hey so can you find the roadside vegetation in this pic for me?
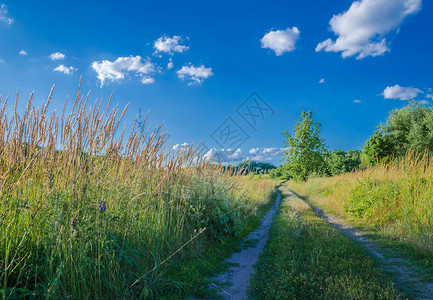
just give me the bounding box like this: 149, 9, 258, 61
248, 188, 401, 299
281, 101, 433, 277
3, 80, 432, 299
286, 151, 433, 274
0, 86, 276, 299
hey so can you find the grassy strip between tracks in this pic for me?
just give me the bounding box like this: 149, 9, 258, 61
248, 188, 403, 299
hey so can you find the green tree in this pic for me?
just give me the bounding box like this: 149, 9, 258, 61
282, 111, 327, 181
326, 149, 362, 176
269, 165, 290, 180
345, 150, 362, 171
326, 150, 347, 176
361, 131, 394, 167
361, 101, 433, 166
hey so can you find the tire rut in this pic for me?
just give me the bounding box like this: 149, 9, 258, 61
210, 189, 282, 299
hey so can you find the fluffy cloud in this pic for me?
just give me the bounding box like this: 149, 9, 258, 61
261, 27, 300, 56
154, 36, 189, 54
167, 58, 173, 70
383, 84, 422, 100
202, 147, 285, 163
319, 78, 325, 84
49, 52, 66, 60
141, 78, 155, 84
91, 55, 156, 87
316, 0, 422, 59
172, 142, 189, 151
54, 64, 76, 75
19, 50, 28, 56
353, 99, 362, 103
419, 100, 430, 105
247, 147, 285, 161
203, 148, 244, 163
426, 94, 433, 100
177, 64, 213, 85
0, 4, 13, 25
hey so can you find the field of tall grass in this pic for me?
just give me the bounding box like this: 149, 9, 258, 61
0, 85, 276, 299
287, 150, 433, 261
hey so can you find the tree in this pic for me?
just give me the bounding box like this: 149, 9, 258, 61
325, 150, 347, 176
269, 165, 290, 180
326, 149, 362, 176
362, 101, 433, 166
361, 131, 394, 167
282, 111, 327, 181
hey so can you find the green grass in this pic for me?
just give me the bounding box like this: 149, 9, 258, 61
151, 189, 277, 299
287, 174, 433, 281
248, 189, 402, 299
0, 87, 277, 299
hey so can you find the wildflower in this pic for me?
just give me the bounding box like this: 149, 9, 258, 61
99, 200, 106, 213
70, 215, 78, 235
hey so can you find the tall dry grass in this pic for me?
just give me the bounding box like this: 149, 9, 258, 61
0, 83, 276, 298
287, 150, 433, 257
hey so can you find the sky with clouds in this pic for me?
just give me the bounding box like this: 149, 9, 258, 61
0, 0, 432, 165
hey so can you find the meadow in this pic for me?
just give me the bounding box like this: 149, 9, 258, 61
287, 150, 433, 271
248, 188, 400, 299
0, 86, 276, 299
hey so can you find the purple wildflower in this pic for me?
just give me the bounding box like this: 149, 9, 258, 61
99, 200, 106, 213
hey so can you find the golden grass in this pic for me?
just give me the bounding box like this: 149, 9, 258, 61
287, 150, 433, 256
0, 83, 276, 298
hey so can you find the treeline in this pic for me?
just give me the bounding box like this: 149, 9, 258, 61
275, 101, 433, 181
224, 160, 277, 175
269, 149, 361, 180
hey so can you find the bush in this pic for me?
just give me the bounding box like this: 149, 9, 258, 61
346, 179, 401, 224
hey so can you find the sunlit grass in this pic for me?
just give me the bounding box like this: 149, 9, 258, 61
287, 150, 433, 261
248, 188, 401, 299
0, 84, 276, 299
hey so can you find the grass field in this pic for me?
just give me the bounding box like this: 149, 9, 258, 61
0, 88, 276, 299
286, 150, 433, 274
248, 188, 401, 299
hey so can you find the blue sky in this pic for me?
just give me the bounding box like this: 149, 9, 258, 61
0, 0, 432, 165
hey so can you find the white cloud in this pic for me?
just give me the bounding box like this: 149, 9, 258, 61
167, 58, 173, 70
177, 64, 213, 85
19, 50, 28, 56
172, 142, 189, 151
203, 148, 244, 163
419, 100, 430, 105
247, 147, 285, 161
141, 77, 155, 84
426, 94, 433, 100
261, 27, 300, 56
49, 52, 66, 60
383, 84, 422, 100
316, 0, 422, 59
319, 78, 325, 84
0, 4, 13, 25
54, 64, 76, 75
202, 147, 285, 164
154, 36, 189, 54
91, 55, 156, 87
354, 99, 362, 103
